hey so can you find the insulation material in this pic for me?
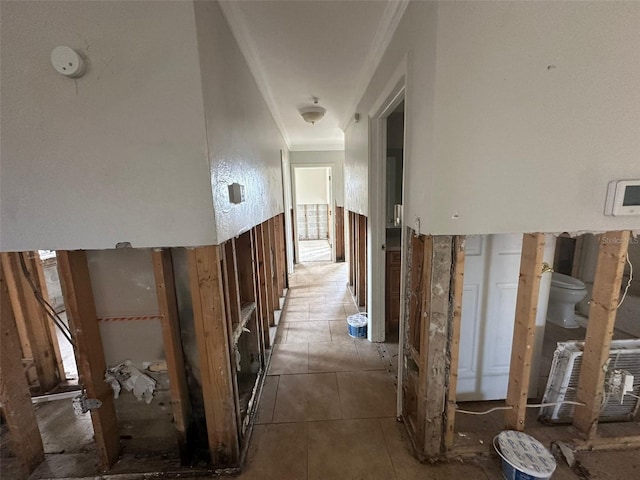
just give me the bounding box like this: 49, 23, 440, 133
105, 360, 156, 404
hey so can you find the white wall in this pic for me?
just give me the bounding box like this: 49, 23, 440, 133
295, 168, 330, 205
290, 150, 345, 207
344, 1, 640, 235
194, 1, 287, 244
86, 249, 164, 369
0, 1, 216, 251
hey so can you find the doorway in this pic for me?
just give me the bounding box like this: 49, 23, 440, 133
383, 101, 405, 344
292, 166, 333, 263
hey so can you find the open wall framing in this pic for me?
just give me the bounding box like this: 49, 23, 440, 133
347, 211, 367, 309
0, 214, 288, 477
399, 229, 637, 461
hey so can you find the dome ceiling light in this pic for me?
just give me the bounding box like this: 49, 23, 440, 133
300, 97, 326, 125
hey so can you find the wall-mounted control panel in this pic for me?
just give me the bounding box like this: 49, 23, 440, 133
604, 180, 640, 216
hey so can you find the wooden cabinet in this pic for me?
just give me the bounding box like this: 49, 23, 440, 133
385, 250, 402, 335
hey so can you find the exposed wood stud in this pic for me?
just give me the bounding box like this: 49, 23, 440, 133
357, 214, 367, 307
335, 206, 345, 262
254, 225, 272, 349
11, 252, 59, 392
236, 231, 257, 304
1, 253, 33, 359
415, 235, 433, 450
31, 254, 66, 382
0, 265, 45, 478
444, 236, 466, 451
574, 231, 631, 439
267, 219, 280, 310
151, 249, 193, 463
56, 250, 120, 469
223, 240, 242, 328
262, 222, 276, 326
187, 246, 240, 466
504, 233, 546, 431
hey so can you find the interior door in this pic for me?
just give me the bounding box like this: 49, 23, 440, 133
457, 234, 554, 401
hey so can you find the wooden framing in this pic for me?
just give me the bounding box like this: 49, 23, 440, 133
267, 218, 281, 307
505, 233, 546, 431
56, 250, 120, 469
274, 213, 287, 292
187, 246, 240, 466
356, 214, 367, 307
262, 222, 277, 325
253, 225, 272, 349
2, 252, 59, 392
0, 265, 45, 478
348, 211, 356, 288
573, 230, 631, 438
222, 240, 242, 329
151, 249, 193, 463
235, 231, 257, 305
335, 206, 345, 262
444, 236, 466, 451
1, 253, 33, 360
31, 254, 66, 382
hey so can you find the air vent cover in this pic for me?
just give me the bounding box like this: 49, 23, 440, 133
539, 339, 640, 424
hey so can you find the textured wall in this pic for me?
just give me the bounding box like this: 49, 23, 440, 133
194, 0, 287, 244
0, 1, 216, 250
344, 1, 640, 235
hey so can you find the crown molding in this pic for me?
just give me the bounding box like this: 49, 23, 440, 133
219, 1, 292, 150
339, 0, 410, 131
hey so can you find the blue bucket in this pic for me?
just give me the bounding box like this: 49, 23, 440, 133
493, 431, 556, 480
347, 313, 367, 338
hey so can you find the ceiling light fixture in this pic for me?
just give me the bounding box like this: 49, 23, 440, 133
300, 97, 326, 125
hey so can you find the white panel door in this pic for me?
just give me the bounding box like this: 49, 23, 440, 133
457, 234, 555, 401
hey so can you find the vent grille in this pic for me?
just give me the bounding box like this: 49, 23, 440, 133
539, 339, 640, 424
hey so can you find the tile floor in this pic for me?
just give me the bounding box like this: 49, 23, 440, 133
234, 261, 498, 480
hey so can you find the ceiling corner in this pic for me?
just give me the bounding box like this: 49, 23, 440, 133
338, 0, 410, 131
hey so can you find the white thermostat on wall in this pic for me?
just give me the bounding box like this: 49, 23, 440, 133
604, 180, 640, 216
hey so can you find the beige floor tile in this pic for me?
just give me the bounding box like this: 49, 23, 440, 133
355, 341, 385, 370
307, 419, 396, 480
337, 370, 396, 419
379, 418, 491, 480
239, 423, 307, 480
272, 372, 342, 422
282, 310, 310, 322
329, 320, 353, 342
255, 376, 279, 424
308, 341, 360, 373
268, 343, 309, 375
284, 321, 331, 344
308, 304, 347, 320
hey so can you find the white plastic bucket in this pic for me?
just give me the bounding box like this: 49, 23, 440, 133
347, 313, 367, 338
493, 430, 556, 480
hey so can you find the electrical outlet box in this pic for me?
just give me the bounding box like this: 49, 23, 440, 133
228, 183, 245, 204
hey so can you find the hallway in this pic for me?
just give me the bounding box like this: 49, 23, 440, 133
234, 261, 495, 480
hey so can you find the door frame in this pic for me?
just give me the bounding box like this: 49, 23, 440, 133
368, 56, 408, 417
290, 164, 335, 264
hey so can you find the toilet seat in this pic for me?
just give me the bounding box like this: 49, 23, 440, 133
550, 273, 585, 290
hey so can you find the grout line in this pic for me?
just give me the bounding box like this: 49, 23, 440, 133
378, 417, 400, 480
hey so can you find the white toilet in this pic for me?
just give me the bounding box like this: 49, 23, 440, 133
547, 272, 588, 329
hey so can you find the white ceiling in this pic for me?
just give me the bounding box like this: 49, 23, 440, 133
220, 1, 408, 151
